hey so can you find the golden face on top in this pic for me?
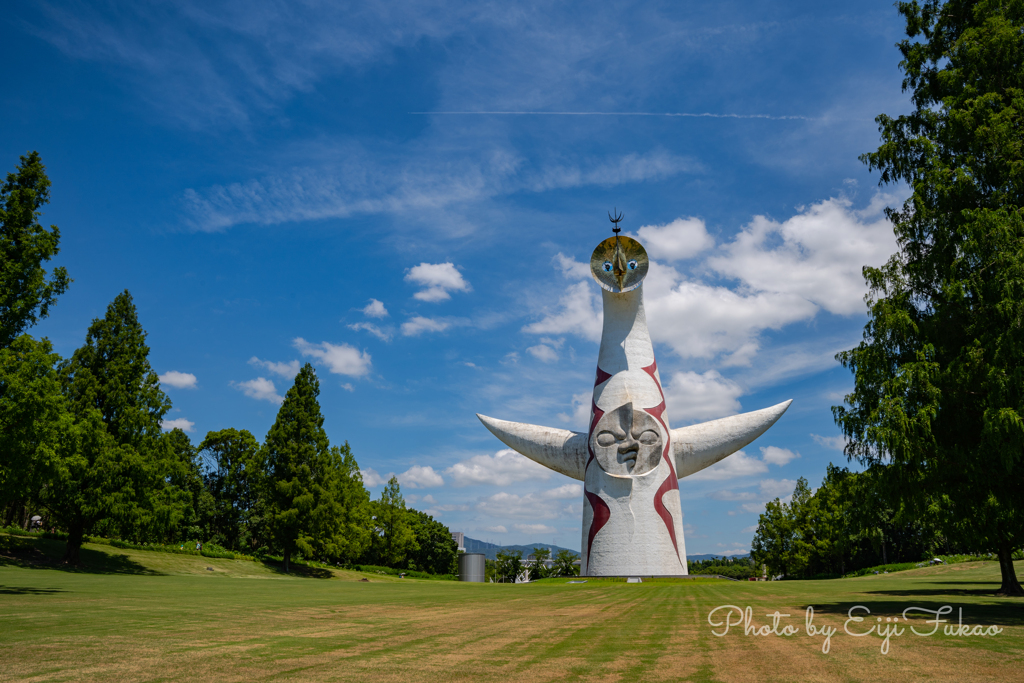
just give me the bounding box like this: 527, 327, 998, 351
590, 235, 649, 293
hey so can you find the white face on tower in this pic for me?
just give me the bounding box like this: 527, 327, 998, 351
590, 402, 664, 476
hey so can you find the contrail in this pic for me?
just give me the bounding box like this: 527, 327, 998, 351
410, 111, 814, 121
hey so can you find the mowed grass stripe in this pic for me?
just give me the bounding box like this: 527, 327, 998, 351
2, 536, 1023, 681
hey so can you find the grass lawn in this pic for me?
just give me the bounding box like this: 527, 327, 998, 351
1, 533, 1023, 682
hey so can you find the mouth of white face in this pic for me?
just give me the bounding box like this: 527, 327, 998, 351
619, 448, 638, 472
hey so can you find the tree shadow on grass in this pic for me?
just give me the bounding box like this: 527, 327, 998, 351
0, 585, 66, 594
258, 559, 333, 579
811, 598, 1024, 628
0, 535, 160, 576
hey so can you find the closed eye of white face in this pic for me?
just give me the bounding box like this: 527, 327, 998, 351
596, 431, 616, 447
638, 430, 659, 445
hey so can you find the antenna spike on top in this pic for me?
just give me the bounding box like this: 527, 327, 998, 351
608, 208, 624, 234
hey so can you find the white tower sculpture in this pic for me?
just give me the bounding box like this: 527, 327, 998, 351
477, 220, 791, 576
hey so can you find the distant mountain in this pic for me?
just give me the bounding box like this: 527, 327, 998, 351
463, 537, 576, 561
462, 537, 750, 564
688, 553, 751, 562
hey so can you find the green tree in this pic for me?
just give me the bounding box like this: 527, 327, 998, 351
160, 428, 211, 544
494, 548, 523, 583
834, 0, 1024, 595
551, 549, 580, 577
263, 364, 352, 572
199, 428, 263, 550
406, 508, 458, 574
0, 335, 70, 526
324, 443, 371, 565
0, 152, 71, 347
529, 546, 551, 580
47, 291, 177, 561
752, 478, 812, 579
368, 476, 417, 568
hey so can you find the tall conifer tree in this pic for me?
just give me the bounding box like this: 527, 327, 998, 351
834, 0, 1024, 595
263, 363, 341, 572
0, 151, 71, 347
48, 291, 174, 562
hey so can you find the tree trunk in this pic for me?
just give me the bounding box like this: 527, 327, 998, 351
996, 543, 1023, 597
3, 499, 20, 527
284, 549, 290, 574
62, 522, 84, 565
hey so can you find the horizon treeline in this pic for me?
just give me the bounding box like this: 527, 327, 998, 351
0, 152, 457, 574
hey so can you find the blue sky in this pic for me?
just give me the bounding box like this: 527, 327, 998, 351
3, 1, 911, 554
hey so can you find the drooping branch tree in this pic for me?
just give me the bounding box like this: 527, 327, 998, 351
834, 0, 1024, 595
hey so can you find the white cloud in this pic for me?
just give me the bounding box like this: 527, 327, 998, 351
160, 417, 195, 432
644, 272, 818, 363
759, 478, 797, 500
481, 525, 507, 534
182, 148, 693, 233
159, 371, 197, 389
233, 377, 283, 404
542, 483, 583, 499
340, 383, 354, 392
528, 151, 696, 192
522, 280, 602, 342
741, 525, 758, 534
401, 316, 451, 336
360, 468, 390, 487
514, 523, 557, 535
362, 299, 388, 318
557, 392, 592, 431
760, 446, 799, 466
348, 322, 393, 342
398, 465, 444, 489
293, 338, 372, 377
663, 370, 743, 425
554, 253, 591, 280
635, 217, 715, 261
446, 449, 553, 487
248, 357, 300, 379
811, 433, 846, 450
526, 344, 558, 363
525, 195, 897, 369
475, 491, 563, 519
711, 478, 797, 516
709, 489, 758, 502
706, 195, 898, 316
405, 262, 471, 302
686, 450, 768, 481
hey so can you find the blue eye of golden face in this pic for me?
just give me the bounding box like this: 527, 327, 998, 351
603, 261, 613, 272
628, 260, 638, 270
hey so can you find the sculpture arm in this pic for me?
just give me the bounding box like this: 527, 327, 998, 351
671, 400, 792, 479
476, 414, 588, 481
